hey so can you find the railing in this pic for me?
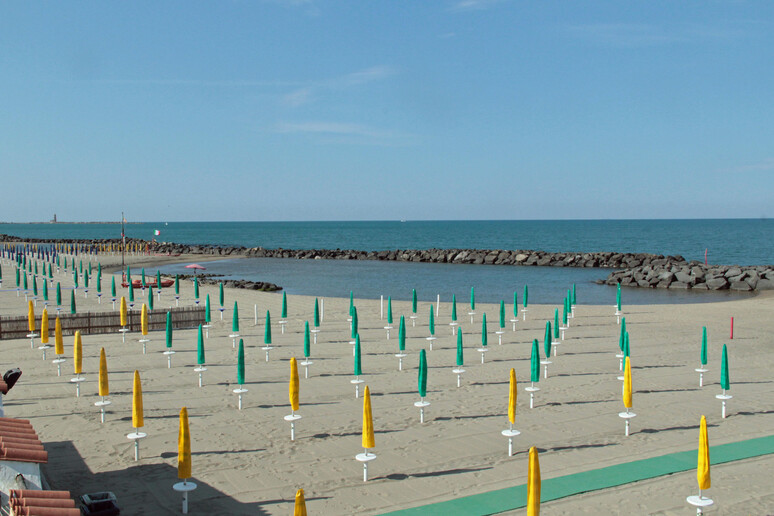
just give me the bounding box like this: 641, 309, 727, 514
0, 306, 205, 340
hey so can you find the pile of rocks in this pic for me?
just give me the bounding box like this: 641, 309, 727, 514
602, 262, 774, 291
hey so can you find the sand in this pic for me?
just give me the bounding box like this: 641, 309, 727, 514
1, 251, 772, 515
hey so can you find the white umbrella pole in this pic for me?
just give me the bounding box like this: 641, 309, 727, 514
321, 298, 324, 322
380, 295, 383, 319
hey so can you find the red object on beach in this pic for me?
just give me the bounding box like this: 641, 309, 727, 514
121, 278, 174, 289
730, 317, 734, 339
704, 248, 708, 265
184, 264, 206, 271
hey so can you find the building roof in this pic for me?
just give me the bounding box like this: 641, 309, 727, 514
0, 418, 48, 463
9, 489, 79, 516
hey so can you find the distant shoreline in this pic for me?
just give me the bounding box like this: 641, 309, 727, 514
0, 221, 142, 225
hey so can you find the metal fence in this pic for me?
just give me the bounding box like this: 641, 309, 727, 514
0, 306, 206, 340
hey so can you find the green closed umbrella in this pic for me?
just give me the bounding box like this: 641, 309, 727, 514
111, 276, 116, 298
572, 284, 576, 306
96, 273, 101, 294
700, 327, 708, 366
563, 303, 568, 325
544, 321, 552, 358
24, 273, 28, 291
219, 283, 224, 307
303, 321, 311, 358
314, 298, 320, 327
197, 324, 205, 365
56, 283, 62, 306
499, 301, 505, 330
429, 306, 435, 336
156, 270, 162, 291
174, 274, 180, 295
720, 344, 730, 390
418, 349, 427, 398
194, 277, 199, 300
232, 302, 240, 332
354, 335, 362, 376
79, 260, 83, 274
97, 262, 101, 278
623, 332, 630, 360
351, 306, 358, 339
70, 290, 76, 314
126, 267, 132, 287
147, 286, 154, 310
141, 268, 146, 288
387, 296, 393, 325
349, 291, 354, 316
619, 318, 627, 352
553, 309, 560, 340
205, 295, 211, 323
264, 311, 272, 344
33, 276, 38, 297
470, 287, 475, 311
399, 315, 406, 352
237, 339, 245, 386
412, 289, 417, 314
84, 271, 89, 289
15, 267, 20, 287
616, 283, 622, 312
281, 292, 287, 319
530, 339, 540, 383
523, 285, 529, 309
43, 279, 49, 301
451, 294, 457, 322
48, 263, 53, 280
456, 330, 464, 366
165, 312, 173, 349
481, 313, 488, 347
129, 282, 135, 303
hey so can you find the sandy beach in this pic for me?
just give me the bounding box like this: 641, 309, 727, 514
1, 251, 772, 515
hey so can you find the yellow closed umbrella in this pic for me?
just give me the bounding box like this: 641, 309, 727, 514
120, 296, 127, 326
74, 331, 83, 375
132, 370, 144, 429
41, 308, 49, 344
362, 385, 375, 449
178, 407, 191, 479
141, 303, 148, 336
27, 300, 35, 333
290, 357, 300, 411
54, 317, 63, 355
527, 446, 541, 516
502, 368, 521, 456
98, 348, 109, 396
697, 415, 710, 490
623, 356, 633, 409
294, 489, 307, 516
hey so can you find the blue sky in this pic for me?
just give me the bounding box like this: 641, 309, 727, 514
1, 1, 773, 221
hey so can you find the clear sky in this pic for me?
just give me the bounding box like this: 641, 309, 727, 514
1, 1, 773, 222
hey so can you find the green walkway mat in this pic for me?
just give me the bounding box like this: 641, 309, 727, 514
381, 434, 774, 515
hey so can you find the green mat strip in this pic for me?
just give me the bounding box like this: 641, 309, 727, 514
381, 434, 774, 516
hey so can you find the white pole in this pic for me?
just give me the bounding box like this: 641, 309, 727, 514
436, 294, 440, 316
380, 295, 384, 320
254, 304, 258, 325
321, 298, 324, 322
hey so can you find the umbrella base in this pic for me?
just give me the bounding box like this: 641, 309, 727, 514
477, 348, 488, 363
619, 411, 636, 436
687, 495, 713, 514
173, 481, 197, 514
426, 336, 436, 350
509, 318, 518, 331
356, 452, 377, 482
449, 322, 458, 335
351, 378, 364, 398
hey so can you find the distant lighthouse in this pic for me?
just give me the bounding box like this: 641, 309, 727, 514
51, 214, 57, 223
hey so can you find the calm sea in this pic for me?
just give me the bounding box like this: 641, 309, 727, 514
2, 219, 768, 305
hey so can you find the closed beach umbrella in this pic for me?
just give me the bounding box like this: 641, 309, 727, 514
697, 415, 711, 490
399, 315, 406, 352
98, 348, 109, 397
508, 368, 517, 424
527, 446, 541, 516
294, 489, 307, 516
720, 344, 730, 390
15, 267, 19, 287
120, 297, 128, 326
290, 357, 300, 411
572, 284, 576, 306
281, 292, 288, 319
701, 327, 708, 366
481, 314, 488, 347
303, 321, 311, 358
456, 330, 464, 366
624, 332, 630, 360
54, 317, 63, 355
132, 370, 144, 428
387, 296, 393, 325
349, 291, 354, 316
219, 283, 224, 307
264, 311, 272, 344
178, 407, 191, 479
513, 292, 518, 318
351, 306, 358, 339
205, 295, 211, 323
41, 309, 49, 344
96, 273, 101, 294
33, 276, 38, 296
616, 283, 621, 312
619, 318, 626, 351
129, 282, 135, 303
197, 324, 205, 365
418, 349, 427, 398
524, 285, 529, 309
27, 301, 35, 333
166, 312, 173, 349
362, 385, 375, 449
354, 335, 362, 376
470, 287, 475, 310
530, 339, 540, 383
412, 289, 417, 314
72, 270, 77, 288
141, 268, 146, 288
623, 357, 633, 409
194, 277, 199, 300
56, 282, 62, 306
553, 309, 559, 340
544, 321, 552, 358
83, 272, 88, 290
314, 298, 320, 327
147, 286, 154, 310
237, 339, 245, 386
111, 276, 116, 298
141, 304, 148, 336
232, 301, 240, 332
429, 306, 435, 336
451, 294, 457, 322
126, 267, 132, 287
156, 270, 161, 290
499, 300, 505, 329
174, 274, 180, 295
70, 290, 76, 314
74, 331, 83, 375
